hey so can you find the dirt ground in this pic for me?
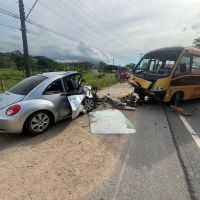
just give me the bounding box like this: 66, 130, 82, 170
0, 83, 131, 200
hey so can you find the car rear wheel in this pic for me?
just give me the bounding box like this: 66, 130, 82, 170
83, 98, 95, 112
25, 111, 52, 135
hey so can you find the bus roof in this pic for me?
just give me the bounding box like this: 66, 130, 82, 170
148, 46, 200, 56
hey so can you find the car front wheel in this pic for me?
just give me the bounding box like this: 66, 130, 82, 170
25, 111, 52, 135
83, 98, 95, 112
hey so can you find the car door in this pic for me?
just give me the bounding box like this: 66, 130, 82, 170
43, 78, 71, 119
62, 75, 85, 119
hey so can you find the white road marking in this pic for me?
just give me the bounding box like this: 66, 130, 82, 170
179, 114, 200, 148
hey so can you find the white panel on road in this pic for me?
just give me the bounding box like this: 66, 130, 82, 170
89, 109, 136, 134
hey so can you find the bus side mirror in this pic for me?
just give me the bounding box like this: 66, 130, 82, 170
132, 64, 136, 73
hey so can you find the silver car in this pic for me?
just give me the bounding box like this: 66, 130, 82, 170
0, 71, 96, 135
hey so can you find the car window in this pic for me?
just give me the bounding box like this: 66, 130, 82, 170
9, 75, 47, 95
192, 56, 200, 74
44, 79, 64, 95
62, 75, 77, 92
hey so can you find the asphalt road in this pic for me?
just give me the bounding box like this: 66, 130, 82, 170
165, 100, 200, 200
84, 101, 200, 200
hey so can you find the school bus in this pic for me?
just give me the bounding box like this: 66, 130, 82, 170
129, 46, 200, 104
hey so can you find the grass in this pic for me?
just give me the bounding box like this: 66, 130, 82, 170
0, 68, 25, 92
83, 72, 118, 89
0, 68, 118, 93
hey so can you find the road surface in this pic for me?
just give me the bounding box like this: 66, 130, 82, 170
1, 84, 200, 200
84, 100, 200, 200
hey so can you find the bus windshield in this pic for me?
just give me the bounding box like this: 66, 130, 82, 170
135, 49, 181, 76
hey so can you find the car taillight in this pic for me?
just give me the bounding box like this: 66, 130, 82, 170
6, 104, 21, 116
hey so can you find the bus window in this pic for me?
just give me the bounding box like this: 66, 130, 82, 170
192, 56, 200, 74
174, 56, 191, 76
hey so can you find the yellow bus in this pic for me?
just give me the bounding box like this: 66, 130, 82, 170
129, 46, 200, 105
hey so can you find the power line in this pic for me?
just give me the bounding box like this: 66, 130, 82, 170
23, 0, 123, 54
0, 7, 20, 19
29, 0, 118, 53
2, 1, 18, 10
27, 20, 78, 43
27, 19, 117, 57
0, 22, 20, 30
0, 6, 117, 60
25, 0, 39, 20
47, 0, 119, 52
69, 0, 132, 50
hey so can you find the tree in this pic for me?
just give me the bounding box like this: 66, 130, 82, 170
99, 61, 107, 72
0, 53, 6, 68
10, 50, 24, 70
35, 56, 58, 72
193, 38, 200, 48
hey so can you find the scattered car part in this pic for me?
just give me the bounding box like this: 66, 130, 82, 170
89, 109, 136, 134
170, 105, 192, 116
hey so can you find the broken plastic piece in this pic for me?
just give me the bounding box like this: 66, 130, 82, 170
170, 105, 192, 116
89, 109, 136, 134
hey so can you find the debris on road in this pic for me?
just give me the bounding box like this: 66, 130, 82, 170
170, 105, 200, 116
94, 87, 138, 111
170, 105, 191, 116
89, 109, 136, 134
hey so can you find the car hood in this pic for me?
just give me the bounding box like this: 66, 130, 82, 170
0, 92, 25, 110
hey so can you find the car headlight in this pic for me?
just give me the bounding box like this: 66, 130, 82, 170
150, 86, 166, 92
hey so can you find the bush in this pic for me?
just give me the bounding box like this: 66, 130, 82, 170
95, 73, 105, 79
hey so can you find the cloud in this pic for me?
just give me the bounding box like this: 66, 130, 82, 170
0, 0, 199, 65
28, 40, 112, 63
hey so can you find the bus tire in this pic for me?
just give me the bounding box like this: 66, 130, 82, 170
170, 92, 183, 106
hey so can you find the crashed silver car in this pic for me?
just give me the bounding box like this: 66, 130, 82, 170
0, 71, 96, 135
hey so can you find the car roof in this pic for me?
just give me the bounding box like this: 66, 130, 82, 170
40, 71, 78, 78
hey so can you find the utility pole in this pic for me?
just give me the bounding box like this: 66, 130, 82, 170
18, 0, 31, 77
113, 58, 115, 66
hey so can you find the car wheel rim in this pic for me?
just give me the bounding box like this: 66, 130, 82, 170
84, 99, 94, 111
31, 113, 50, 132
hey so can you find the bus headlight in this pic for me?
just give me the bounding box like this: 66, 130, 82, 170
150, 86, 166, 92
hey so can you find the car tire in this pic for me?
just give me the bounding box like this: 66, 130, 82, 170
83, 98, 95, 112
24, 111, 52, 135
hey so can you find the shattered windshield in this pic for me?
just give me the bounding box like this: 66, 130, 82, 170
135, 50, 181, 75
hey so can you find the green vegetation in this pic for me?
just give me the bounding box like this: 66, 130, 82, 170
0, 68, 24, 91
0, 50, 118, 93
194, 38, 200, 49
83, 72, 118, 89
0, 68, 117, 93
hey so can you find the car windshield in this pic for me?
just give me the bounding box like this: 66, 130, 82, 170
9, 75, 47, 95
135, 50, 181, 75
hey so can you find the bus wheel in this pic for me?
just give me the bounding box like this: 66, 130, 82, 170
170, 92, 183, 106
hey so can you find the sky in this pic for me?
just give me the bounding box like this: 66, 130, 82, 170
0, 0, 200, 65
